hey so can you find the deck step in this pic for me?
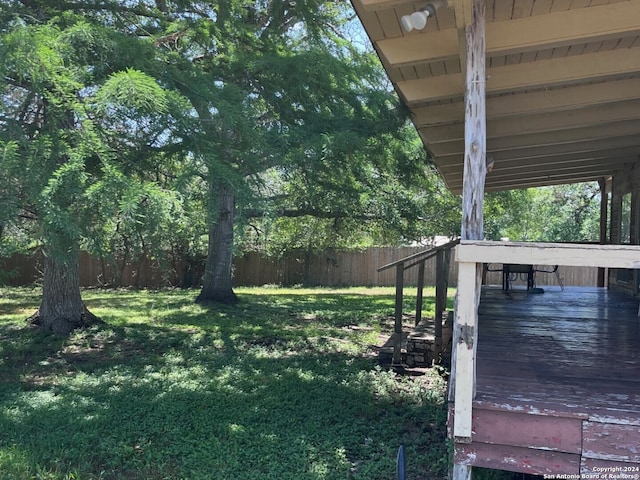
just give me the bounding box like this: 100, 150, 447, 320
405, 311, 453, 367
376, 312, 453, 367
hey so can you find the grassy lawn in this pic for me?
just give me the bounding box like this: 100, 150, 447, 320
0, 286, 452, 480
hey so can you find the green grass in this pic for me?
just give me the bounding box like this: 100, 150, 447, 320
0, 286, 452, 480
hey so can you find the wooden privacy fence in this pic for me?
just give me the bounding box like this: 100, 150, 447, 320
234, 247, 458, 287
1, 251, 185, 288
234, 249, 600, 288
2, 247, 600, 288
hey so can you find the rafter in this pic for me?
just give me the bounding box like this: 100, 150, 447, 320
399, 46, 640, 104
419, 99, 640, 143
412, 78, 640, 127
359, 0, 418, 11
439, 151, 637, 174
429, 123, 640, 157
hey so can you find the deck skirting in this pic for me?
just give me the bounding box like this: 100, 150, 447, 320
451, 405, 640, 474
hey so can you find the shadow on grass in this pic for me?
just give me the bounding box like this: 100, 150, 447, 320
0, 288, 450, 480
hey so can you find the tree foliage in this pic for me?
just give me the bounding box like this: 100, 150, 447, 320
485, 182, 602, 242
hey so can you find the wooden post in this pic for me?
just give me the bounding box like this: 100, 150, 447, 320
460, 1, 487, 242
393, 263, 404, 364
451, 1, 486, 477
598, 178, 608, 287
415, 260, 426, 326
435, 250, 446, 354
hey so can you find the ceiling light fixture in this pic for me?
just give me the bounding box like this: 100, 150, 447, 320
400, 0, 446, 32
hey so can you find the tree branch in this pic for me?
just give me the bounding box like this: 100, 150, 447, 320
244, 208, 378, 221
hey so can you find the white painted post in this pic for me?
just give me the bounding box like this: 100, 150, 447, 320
453, 261, 479, 441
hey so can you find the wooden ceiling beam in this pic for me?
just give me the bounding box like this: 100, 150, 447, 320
493, 164, 621, 177
483, 174, 617, 192
486, 48, 640, 94
439, 153, 638, 191
429, 123, 640, 156
485, 138, 640, 163
379, 2, 640, 67
488, 166, 623, 183
413, 78, 640, 127
437, 147, 640, 170
399, 47, 640, 104
452, 167, 624, 189
447, 173, 616, 194
439, 153, 635, 176
467, 169, 620, 190
488, 2, 640, 55
378, 30, 459, 67
359, 0, 419, 12
419, 99, 640, 143
448, 172, 620, 195
483, 177, 609, 193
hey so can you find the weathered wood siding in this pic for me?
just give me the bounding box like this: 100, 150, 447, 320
454, 442, 581, 474
583, 422, 640, 463
471, 409, 582, 453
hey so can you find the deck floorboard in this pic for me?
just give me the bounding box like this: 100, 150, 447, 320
461, 285, 640, 472
476, 286, 640, 420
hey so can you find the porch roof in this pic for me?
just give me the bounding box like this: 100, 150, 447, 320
350, 0, 640, 194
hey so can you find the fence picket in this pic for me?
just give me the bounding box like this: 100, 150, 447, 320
2, 248, 599, 288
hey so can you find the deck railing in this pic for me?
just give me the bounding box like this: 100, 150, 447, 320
377, 238, 460, 365
451, 240, 640, 444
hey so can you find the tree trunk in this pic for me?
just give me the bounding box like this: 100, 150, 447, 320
196, 181, 238, 304
28, 248, 100, 334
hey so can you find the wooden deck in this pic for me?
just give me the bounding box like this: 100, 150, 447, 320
451, 286, 640, 475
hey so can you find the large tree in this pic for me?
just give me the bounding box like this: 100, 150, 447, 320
153, 1, 449, 302
0, 3, 189, 332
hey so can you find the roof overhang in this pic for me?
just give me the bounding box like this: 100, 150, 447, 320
351, 0, 640, 194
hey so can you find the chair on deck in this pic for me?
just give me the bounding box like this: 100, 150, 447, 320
503, 264, 535, 291
483, 263, 534, 291
532, 265, 564, 291
484, 264, 563, 291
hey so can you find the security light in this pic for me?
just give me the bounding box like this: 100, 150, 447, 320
400, 0, 445, 32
